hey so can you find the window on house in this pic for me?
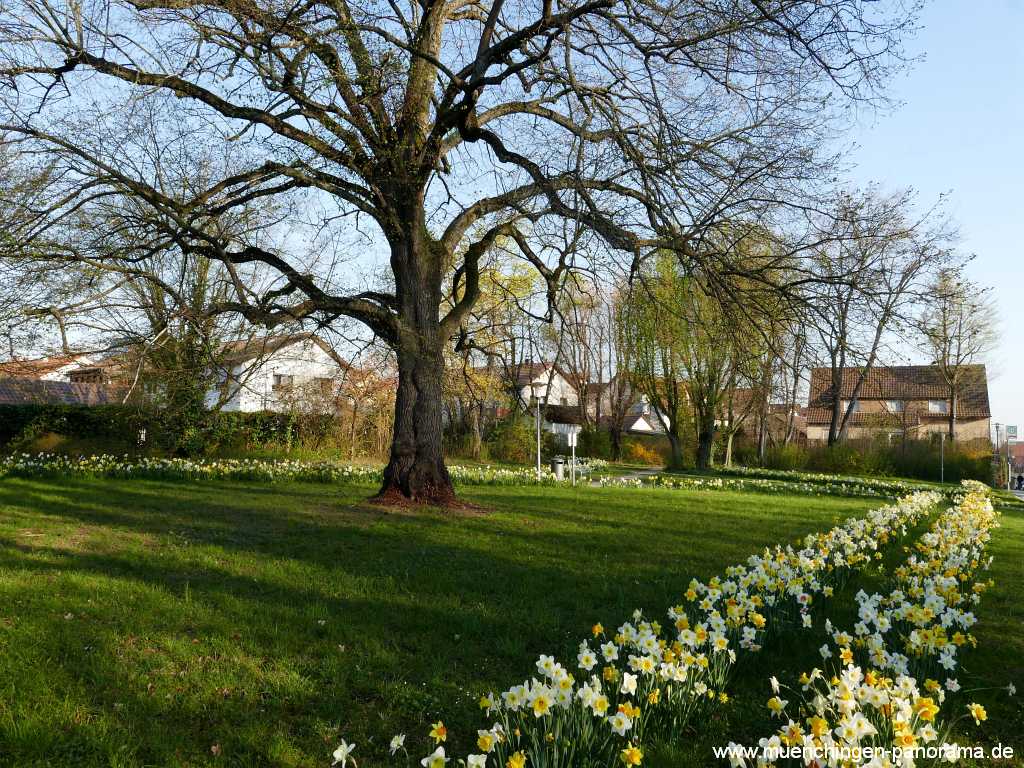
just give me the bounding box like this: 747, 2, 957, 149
841, 400, 861, 413
315, 377, 333, 395
272, 373, 294, 391
559, 396, 568, 406
69, 368, 103, 383
885, 400, 904, 413
928, 400, 949, 414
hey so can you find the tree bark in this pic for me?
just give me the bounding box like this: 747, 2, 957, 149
377, 337, 454, 504
375, 216, 457, 505
610, 426, 623, 461
827, 365, 843, 446
692, 411, 716, 473
666, 430, 685, 471
948, 387, 957, 442
696, 415, 716, 469
348, 401, 358, 460
470, 404, 482, 459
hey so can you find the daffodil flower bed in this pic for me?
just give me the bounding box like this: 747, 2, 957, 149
714, 465, 933, 491
819, 481, 998, 682
599, 473, 946, 502
0, 453, 606, 486
330, 491, 941, 768
741, 481, 1012, 767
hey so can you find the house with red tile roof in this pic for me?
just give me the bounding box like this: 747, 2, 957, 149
806, 365, 991, 444
0, 353, 98, 381
0, 335, 358, 413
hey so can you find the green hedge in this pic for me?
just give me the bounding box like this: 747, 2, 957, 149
0, 404, 339, 457
761, 440, 993, 484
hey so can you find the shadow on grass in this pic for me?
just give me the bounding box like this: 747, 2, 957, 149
0, 477, 881, 766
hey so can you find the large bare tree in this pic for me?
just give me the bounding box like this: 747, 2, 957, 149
0, 0, 917, 502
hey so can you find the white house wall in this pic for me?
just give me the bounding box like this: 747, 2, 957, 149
517, 371, 579, 407
210, 341, 343, 413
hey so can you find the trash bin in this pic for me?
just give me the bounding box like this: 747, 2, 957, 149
550, 457, 565, 481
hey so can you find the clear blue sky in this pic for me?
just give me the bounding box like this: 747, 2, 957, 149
848, 0, 1024, 433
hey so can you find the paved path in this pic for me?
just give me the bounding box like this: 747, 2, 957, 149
1013, 490, 1024, 501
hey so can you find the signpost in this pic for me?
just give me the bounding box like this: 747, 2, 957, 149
1008, 425, 1018, 443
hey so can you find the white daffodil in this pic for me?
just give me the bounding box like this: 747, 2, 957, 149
607, 712, 632, 736
332, 740, 355, 767
421, 746, 449, 768
621, 673, 637, 695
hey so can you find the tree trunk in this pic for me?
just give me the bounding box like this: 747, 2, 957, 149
470, 405, 482, 459
724, 431, 734, 467
666, 430, 684, 471
348, 401, 358, 460
375, 218, 456, 505
610, 426, 623, 462
377, 337, 454, 504
827, 383, 842, 446
948, 388, 957, 442
696, 415, 715, 470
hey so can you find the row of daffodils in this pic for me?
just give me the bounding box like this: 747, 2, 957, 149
714, 466, 940, 495
598, 473, 952, 502
2, 452, 955, 502
0, 452, 606, 486
330, 490, 941, 767
742, 480, 1009, 767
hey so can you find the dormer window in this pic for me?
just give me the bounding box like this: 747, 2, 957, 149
69, 368, 104, 383
928, 399, 949, 414
841, 399, 861, 413
885, 400, 904, 413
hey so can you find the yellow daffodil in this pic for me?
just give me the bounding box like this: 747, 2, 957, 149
968, 703, 987, 725
620, 744, 643, 766
429, 721, 447, 744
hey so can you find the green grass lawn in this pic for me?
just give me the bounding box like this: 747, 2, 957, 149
0, 478, 1020, 767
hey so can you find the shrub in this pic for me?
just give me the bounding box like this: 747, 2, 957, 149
0, 404, 155, 453
0, 404, 343, 458
578, 426, 611, 458
762, 443, 808, 471
760, 437, 993, 484
486, 417, 536, 464
622, 439, 663, 466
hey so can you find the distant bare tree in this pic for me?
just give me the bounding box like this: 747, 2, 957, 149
918, 268, 998, 440
779, 327, 809, 445
806, 189, 959, 445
